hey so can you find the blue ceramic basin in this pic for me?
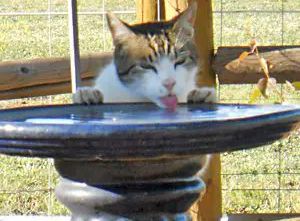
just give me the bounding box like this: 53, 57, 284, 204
0, 103, 299, 159
0, 103, 299, 220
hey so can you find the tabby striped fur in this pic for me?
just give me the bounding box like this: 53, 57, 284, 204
74, 2, 216, 109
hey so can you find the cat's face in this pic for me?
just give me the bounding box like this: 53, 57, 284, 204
107, 3, 199, 109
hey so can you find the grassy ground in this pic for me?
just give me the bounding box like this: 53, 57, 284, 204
219, 84, 300, 214
0, 95, 72, 215
0, 0, 299, 216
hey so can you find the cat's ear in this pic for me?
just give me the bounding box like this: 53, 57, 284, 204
172, 1, 197, 41
106, 12, 135, 44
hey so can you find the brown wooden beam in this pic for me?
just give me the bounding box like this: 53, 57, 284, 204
197, 155, 222, 221
5, 46, 299, 100
213, 46, 300, 84
163, 0, 187, 19
136, 0, 158, 22
164, 1, 222, 221
194, 0, 216, 88
193, 0, 221, 220
0, 53, 112, 100
163, 1, 221, 221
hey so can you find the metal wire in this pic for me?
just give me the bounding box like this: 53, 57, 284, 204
213, 10, 300, 13
0, 11, 135, 16
222, 189, 300, 192
0, 188, 54, 195
47, 1, 53, 215
222, 172, 300, 176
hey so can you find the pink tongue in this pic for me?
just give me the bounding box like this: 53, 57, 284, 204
160, 95, 178, 110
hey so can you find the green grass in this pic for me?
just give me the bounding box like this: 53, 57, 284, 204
0, 0, 299, 216
0, 157, 68, 215
0, 95, 72, 215
219, 83, 300, 214
221, 131, 300, 213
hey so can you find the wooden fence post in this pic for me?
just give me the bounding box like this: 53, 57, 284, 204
194, 0, 216, 87
197, 155, 222, 221
193, 0, 222, 221
164, 0, 187, 18
136, 0, 158, 22
136, 1, 221, 220
163, 1, 222, 221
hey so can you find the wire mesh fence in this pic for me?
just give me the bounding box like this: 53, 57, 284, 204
213, 0, 300, 214
0, 0, 136, 215
0, 0, 299, 216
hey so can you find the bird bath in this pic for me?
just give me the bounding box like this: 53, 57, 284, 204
0, 103, 299, 221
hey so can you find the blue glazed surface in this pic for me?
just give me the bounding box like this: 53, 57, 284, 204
22, 103, 299, 125
0, 103, 299, 158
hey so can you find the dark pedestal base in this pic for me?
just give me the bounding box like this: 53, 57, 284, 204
54, 156, 206, 221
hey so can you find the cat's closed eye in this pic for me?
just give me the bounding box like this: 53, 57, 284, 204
140, 64, 158, 74
174, 58, 186, 69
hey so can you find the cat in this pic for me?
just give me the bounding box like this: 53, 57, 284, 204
73, 2, 216, 110
73, 2, 214, 179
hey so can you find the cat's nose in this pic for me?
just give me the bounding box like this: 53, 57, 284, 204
163, 78, 176, 91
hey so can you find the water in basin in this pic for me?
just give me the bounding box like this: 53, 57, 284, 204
23, 104, 299, 125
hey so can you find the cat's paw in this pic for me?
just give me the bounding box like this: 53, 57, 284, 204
187, 87, 217, 103
73, 87, 103, 104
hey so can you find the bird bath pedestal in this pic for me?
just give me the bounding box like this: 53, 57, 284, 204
0, 103, 299, 221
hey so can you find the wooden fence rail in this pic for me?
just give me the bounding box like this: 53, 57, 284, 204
213, 46, 300, 84
0, 46, 300, 100
0, 53, 111, 100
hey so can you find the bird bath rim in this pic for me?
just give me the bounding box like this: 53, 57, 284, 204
0, 103, 298, 159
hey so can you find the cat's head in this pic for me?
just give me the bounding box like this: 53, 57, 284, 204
106, 2, 199, 110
